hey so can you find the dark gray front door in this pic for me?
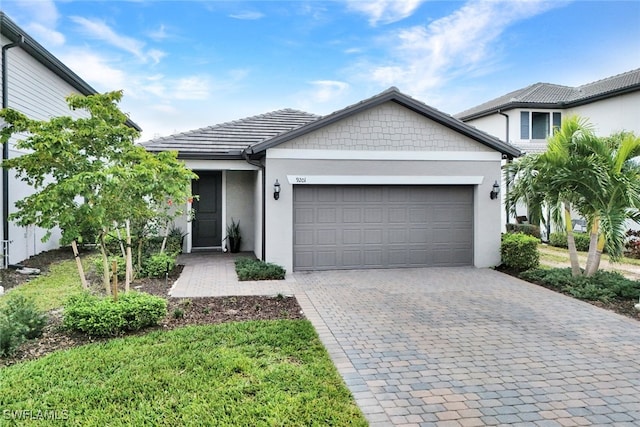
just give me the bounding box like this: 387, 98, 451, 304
293, 185, 473, 271
192, 172, 222, 247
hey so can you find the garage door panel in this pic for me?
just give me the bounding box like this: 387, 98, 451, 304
293, 185, 473, 271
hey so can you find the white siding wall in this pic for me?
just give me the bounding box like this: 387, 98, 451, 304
566, 92, 640, 136
2, 34, 90, 265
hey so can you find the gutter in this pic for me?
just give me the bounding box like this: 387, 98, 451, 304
242, 147, 266, 261
2, 35, 24, 268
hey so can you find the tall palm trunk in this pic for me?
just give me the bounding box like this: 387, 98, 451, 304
564, 201, 581, 276
586, 234, 606, 277
585, 216, 600, 276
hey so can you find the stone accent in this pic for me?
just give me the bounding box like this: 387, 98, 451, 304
280, 102, 494, 152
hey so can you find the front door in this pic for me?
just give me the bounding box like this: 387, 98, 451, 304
192, 171, 222, 247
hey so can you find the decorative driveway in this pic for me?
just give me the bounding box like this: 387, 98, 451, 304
293, 267, 640, 427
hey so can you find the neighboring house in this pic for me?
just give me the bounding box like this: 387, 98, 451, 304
456, 68, 640, 154
0, 12, 140, 267
143, 88, 520, 273
456, 68, 640, 230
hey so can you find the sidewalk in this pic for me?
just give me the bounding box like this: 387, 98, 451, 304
169, 251, 297, 297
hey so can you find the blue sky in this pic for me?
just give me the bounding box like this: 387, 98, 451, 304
3, 1, 639, 141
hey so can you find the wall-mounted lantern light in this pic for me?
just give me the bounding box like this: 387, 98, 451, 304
274, 179, 281, 200
490, 180, 500, 200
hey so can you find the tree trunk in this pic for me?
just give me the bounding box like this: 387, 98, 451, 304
585, 216, 600, 276
125, 219, 132, 292
160, 220, 169, 254
587, 233, 606, 277
71, 240, 89, 289
99, 231, 111, 294
564, 201, 582, 276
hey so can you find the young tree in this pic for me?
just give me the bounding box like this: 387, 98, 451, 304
1, 91, 196, 292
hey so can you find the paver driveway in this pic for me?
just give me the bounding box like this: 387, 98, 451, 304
294, 267, 640, 427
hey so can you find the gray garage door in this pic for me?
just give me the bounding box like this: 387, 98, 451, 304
293, 185, 473, 271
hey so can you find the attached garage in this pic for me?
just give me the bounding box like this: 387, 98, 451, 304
293, 185, 473, 270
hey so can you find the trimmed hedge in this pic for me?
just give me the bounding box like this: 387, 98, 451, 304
501, 233, 540, 271
235, 258, 286, 281
549, 232, 590, 252
505, 223, 541, 239
64, 292, 167, 336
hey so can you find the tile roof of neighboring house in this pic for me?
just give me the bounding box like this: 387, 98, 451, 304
456, 68, 640, 121
0, 12, 141, 131
142, 109, 321, 159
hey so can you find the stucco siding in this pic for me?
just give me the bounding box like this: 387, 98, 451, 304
264, 157, 502, 272
279, 102, 494, 152
566, 92, 640, 136
225, 170, 256, 252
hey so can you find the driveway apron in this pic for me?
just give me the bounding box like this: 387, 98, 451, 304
293, 267, 640, 426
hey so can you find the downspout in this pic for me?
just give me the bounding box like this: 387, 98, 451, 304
242, 148, 266, 261
2, 35, 25, 268
498, 109, 510, 225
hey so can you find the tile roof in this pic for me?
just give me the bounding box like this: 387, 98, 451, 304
456, 68, 640, 120
141, 109, 321, 159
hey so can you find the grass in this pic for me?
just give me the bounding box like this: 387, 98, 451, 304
539, 244, 640, 267
0, 320, 366, 426
0, 259, 86, 311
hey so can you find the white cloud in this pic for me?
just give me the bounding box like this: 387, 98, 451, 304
69, 16, 165, 64
148, 24, 169, 41
26, 22, 65, 46
174, 76, 211, 100
309, 80, 350, 103
229, 11, 265, 20
346, 0, 425, 25
57, 49, 129, 93
359, 0, 566, 98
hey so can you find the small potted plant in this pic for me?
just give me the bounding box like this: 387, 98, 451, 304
225, 218, 241, 253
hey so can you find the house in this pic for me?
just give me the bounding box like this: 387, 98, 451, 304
143, 88, 520, 272
0, 12, 140, 267
456, 68, 640, 231
456, 68, 640, 154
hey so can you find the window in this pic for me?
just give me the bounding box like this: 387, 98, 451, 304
520, 111, 561, 140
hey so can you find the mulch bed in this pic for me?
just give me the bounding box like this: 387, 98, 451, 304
497, 265, 640, 321
1, 249, 304, 368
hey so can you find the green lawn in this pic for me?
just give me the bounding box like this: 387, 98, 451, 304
0, 259, 86, 311
0, 320, 366, 426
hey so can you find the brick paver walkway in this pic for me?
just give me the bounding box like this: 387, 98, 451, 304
171, 255, 640, 426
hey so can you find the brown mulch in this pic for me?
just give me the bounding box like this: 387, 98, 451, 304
497, 265, 640, 322
1, 249, 304, 368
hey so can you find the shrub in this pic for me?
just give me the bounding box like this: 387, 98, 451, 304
64, 292, 167, 336
93, 256, 127, 279
519, 267, 640, 303
549, 232, 590, 252
501, 233, 539, 271
235, 258, 286, 281
0, 294, 46, 357
2, 294, 47, 339
143, 252, 177, 278
625, 229, 640, 259
0, 313, 25, 357
505, 223, 541, 239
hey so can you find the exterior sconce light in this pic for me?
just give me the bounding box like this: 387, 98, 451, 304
274, 179, 281, 200
490, 180, 500, 200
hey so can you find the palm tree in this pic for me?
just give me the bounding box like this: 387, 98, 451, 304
506, 116, 640, 277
